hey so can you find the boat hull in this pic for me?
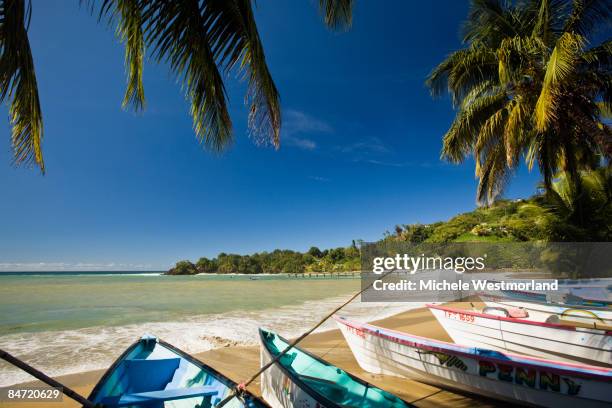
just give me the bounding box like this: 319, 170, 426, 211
259, 342, 320, 408
428, 305, 612, 366
335, 316, 612, 408
259, 328, 409, 408
88, 335, 265, 408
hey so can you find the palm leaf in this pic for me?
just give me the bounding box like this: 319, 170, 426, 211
427, 46, 498, 105
208, 0, 281, 146
535, 32, 585, 131
441, 88, 507, 163
462, 0, 519, 46
0, 0, 44, 171
319, 0, 353, 31
564, 0, 612, 37
96, 0, 282, 151
100, 0, 146, 111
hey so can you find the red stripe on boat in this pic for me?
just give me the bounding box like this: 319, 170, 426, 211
427, 304, 612, 335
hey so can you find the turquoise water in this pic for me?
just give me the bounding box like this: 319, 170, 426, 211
0, 274, 358, 335
0, 273, 417, 386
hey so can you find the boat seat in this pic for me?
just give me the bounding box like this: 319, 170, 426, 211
483, 306, 528, 318
119, 358, 181, 393
297, 373, 348, 401
506, 307, 529, 318
100, 385, 219, 407
279, 352, 298, 367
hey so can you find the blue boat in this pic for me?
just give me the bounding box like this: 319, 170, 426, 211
88, 335, 267, 407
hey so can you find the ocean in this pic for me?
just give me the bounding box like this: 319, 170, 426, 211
0, 272, 422, 386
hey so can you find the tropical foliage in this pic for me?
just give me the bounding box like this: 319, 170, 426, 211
387, 199, 555, 243
388, 168, 612, 244
167, 243, 360, 275
427, 0, 611, 205
540, 167, 612, 240
0, 0, 354, 171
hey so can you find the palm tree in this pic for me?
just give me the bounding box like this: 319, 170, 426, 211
427, 0, 611, 205
540, 167, 612, 240
0, 0, 354, 172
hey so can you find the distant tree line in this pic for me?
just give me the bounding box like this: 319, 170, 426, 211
168, 242, 361, 275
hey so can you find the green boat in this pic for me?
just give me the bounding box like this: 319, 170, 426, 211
258, 328, 412, 408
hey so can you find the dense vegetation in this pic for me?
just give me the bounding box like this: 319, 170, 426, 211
388, 168, 612, 244
168, 243, 360, 275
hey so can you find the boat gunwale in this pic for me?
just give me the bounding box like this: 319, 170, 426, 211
258, 328, 411, 408
478, 291, 612, 312
86, 337, 269, 408
427, 304, 612, 335
334, 316, 612, 381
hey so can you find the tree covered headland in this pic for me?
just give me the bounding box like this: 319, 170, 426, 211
168, 244, 361, 275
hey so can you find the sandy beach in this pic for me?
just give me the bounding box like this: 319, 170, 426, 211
0, 304, 513, 408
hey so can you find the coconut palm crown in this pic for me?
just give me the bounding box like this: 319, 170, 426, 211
0, 0, 354, 172
427, 0, 611, 205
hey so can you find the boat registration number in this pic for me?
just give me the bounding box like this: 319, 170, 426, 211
445, 311, 475, 323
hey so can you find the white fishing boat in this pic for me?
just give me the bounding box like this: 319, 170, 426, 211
335, 315, 612, 408
480, 291, 612, 326
428, 304, 612, 366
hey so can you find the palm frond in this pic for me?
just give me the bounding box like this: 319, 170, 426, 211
441, 89, 507, 162
96, 0, 281, 151
497, 35, 547, 84
462, 0, 520, 46
142, 0, 232, 150
564, 0, 612, 37
208, 0, 281, 146
504, 97, 529, 166
0, 0, 44, 171
531, 0, 569, 44
100, 0, 146, 111
474, 103, 507, 168
535, 32, 585, 131
581, 39, 612, 70
427, 46, 498, 105
476, 139, 510, 205
318, 0, 353, 31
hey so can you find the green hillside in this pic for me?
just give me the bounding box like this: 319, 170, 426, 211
387, 199, 553, 244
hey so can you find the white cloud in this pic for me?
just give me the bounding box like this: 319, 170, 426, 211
0, 262, 155, 272
282, 110, 332, 150
284, 110, 333, 135
286, 137, 317, 150
341, 137, 390, 154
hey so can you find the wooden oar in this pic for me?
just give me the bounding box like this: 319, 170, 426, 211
0, 348, 98, 408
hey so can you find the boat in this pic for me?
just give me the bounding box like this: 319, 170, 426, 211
258, 328, 411, 408
335, 315, 612, 407
479, 290, 612, 326
428, 304, 612, 366
88, 334, 267, 408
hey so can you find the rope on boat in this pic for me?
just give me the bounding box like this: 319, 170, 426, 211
216, 269, 397, 408
0, 348, 98, 408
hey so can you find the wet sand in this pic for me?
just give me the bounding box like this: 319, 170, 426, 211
0, 304, 507, 407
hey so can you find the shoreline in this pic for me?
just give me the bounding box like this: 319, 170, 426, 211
0, 304, 510, 408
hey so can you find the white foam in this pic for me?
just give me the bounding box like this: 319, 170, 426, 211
0, 297, 423, 386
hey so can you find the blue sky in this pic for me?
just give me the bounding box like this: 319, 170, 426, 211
0, 1, 542, 271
